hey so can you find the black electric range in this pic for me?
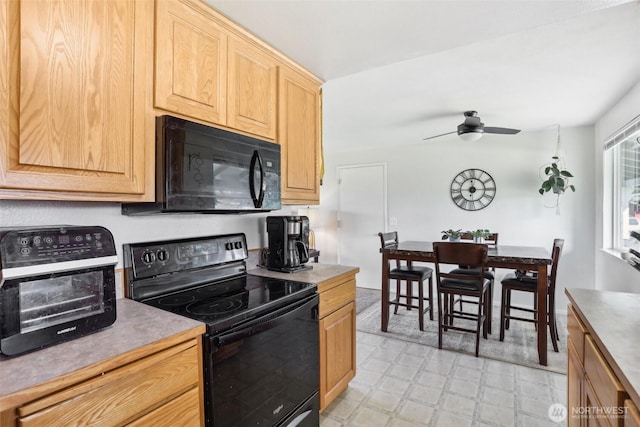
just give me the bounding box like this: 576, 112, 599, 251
138, 273, 316, 334
123, 233, 320, 427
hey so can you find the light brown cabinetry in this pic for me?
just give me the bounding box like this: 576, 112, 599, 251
0, 334, 204, 427
567, 304, 631, 427
154, 0, 322, 204
625, 400, 640, 427
0, 0, 154, 200
318, 270, 357, 410
279, 66, 321, 204
154, 0, 278, 142
227, 37, 278, 140
155, 0, 228, 126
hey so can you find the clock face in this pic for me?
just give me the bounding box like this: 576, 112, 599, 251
450, 169, 496, 211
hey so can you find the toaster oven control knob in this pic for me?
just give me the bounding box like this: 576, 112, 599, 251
234, 241, 242, 249
156, 249, 169, 262
141, 250, 156, 265
225, 242, 234, 250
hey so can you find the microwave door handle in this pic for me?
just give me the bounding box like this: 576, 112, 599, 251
249, 150, 265, 208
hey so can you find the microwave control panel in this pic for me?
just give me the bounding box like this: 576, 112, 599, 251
0, 226, 116, 267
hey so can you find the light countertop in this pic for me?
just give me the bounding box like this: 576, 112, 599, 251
0, 299, 205, 410
248, 263, 359, 286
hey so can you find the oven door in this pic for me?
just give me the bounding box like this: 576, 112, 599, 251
0, 265, 117, 356
205, 293, 319, 427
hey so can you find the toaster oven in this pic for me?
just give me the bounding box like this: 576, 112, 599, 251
0, 226, 118, 357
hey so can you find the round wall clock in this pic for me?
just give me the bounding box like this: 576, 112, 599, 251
450, 169, 496, 211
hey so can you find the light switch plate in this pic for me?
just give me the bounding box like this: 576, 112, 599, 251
389, 217, 398, 226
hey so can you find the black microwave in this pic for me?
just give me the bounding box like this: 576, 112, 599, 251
0, 226, 117, 357
122, 116, 281, 215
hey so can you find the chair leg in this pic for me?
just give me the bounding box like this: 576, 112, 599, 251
428, 277, 434, 320
394, 279, 401, 314
504, 290, 511, 329
475, 289, 483, 357
418, 279, 425, 331
500, 285, 507, 342
437, 289, 443, 349
487, 280, 493, 334
406, 281, 413, 310
533, 292, 538, 331
548, 291, 559, 353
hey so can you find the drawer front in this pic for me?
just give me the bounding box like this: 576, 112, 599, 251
19, 342, 200, 426
625, 399, 640, 427
128, 387, 201, 427
567, 304, 587, 363
583, 335, 626, 416
319, 278, 356, 319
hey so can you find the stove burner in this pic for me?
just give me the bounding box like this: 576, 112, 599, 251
187, 297, 245, 317
157, 294, 196, 307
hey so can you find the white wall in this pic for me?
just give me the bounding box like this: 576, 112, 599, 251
315, 125, 596, 307
595, 80, 640, 292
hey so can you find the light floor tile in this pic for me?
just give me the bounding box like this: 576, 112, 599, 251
321, 299, 568, 427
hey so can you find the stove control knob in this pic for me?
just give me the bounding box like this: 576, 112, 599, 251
141, 250, 156, 265
156, 249, 169, 262
234, 241, 242, 249
225, 242, 234, 250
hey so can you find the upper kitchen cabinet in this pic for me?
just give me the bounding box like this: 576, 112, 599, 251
154, 0, 277, 141
0, 0, 154, 200
155, 0, 228, 126
279, 66, 321, 204
227, 37, 277, 140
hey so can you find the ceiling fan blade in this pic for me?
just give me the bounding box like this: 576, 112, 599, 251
484, 126, 521, 135
422, 131, 457, 141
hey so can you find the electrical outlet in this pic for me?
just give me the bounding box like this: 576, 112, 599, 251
389, 217, 398, 226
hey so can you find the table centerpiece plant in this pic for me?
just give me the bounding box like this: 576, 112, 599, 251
441, 229, 462, 242
467, 228, 492, 243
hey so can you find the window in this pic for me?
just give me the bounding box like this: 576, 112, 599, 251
604, 115, 640, 251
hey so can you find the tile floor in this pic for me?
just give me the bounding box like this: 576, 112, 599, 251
320, 330, 567, 427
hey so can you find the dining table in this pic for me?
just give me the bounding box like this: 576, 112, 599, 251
380, 240, 553, 365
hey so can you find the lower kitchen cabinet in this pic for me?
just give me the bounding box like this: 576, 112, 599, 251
0, 300, 206, 427
318, 269, 357, 411
566, 297, 638, 427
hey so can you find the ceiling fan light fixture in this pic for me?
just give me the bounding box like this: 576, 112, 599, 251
458, 131, 483, 142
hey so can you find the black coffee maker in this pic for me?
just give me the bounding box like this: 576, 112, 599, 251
266, 216, 312, 272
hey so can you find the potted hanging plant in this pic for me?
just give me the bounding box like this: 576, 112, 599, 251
539, 162, 575, 215
538, 163, 575, 195
441, 229, 462, 242
467, 228, 491, 243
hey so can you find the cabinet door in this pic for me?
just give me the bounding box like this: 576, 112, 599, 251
227, 38, 277, 140
278, 66, 321, 204
319, 301, 356, 411
568, 340, 584, 427
0, 0, 152, 197
155, 0, 227, 125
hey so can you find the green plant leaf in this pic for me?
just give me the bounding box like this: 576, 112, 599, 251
539, 188, 545, 195
556, 177, 565, 188
544, 166, 552, 175
569, 184, 576, 192
560, 170, 573, 177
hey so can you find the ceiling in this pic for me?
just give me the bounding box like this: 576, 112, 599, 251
208, 0, 640, 152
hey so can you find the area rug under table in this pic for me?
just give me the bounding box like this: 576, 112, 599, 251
356, 298, 567, 374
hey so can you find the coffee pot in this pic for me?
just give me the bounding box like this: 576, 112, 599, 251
266, 216, 312, 272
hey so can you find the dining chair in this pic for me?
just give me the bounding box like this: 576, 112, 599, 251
433, 242, 490, 357
448, 232, 499, 333
498, 238, 564, 352
378, 232, 434, 331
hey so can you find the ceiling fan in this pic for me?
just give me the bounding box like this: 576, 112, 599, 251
423, 110, 521, 142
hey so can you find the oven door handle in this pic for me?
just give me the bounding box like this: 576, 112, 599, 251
213, 294, 318, 347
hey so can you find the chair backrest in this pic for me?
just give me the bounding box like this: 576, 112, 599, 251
459, 232, 499, 247
548, 238, 564, 292
378, 231, 398, 249
433, 242, 488, 285
378, 231, 410, 269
